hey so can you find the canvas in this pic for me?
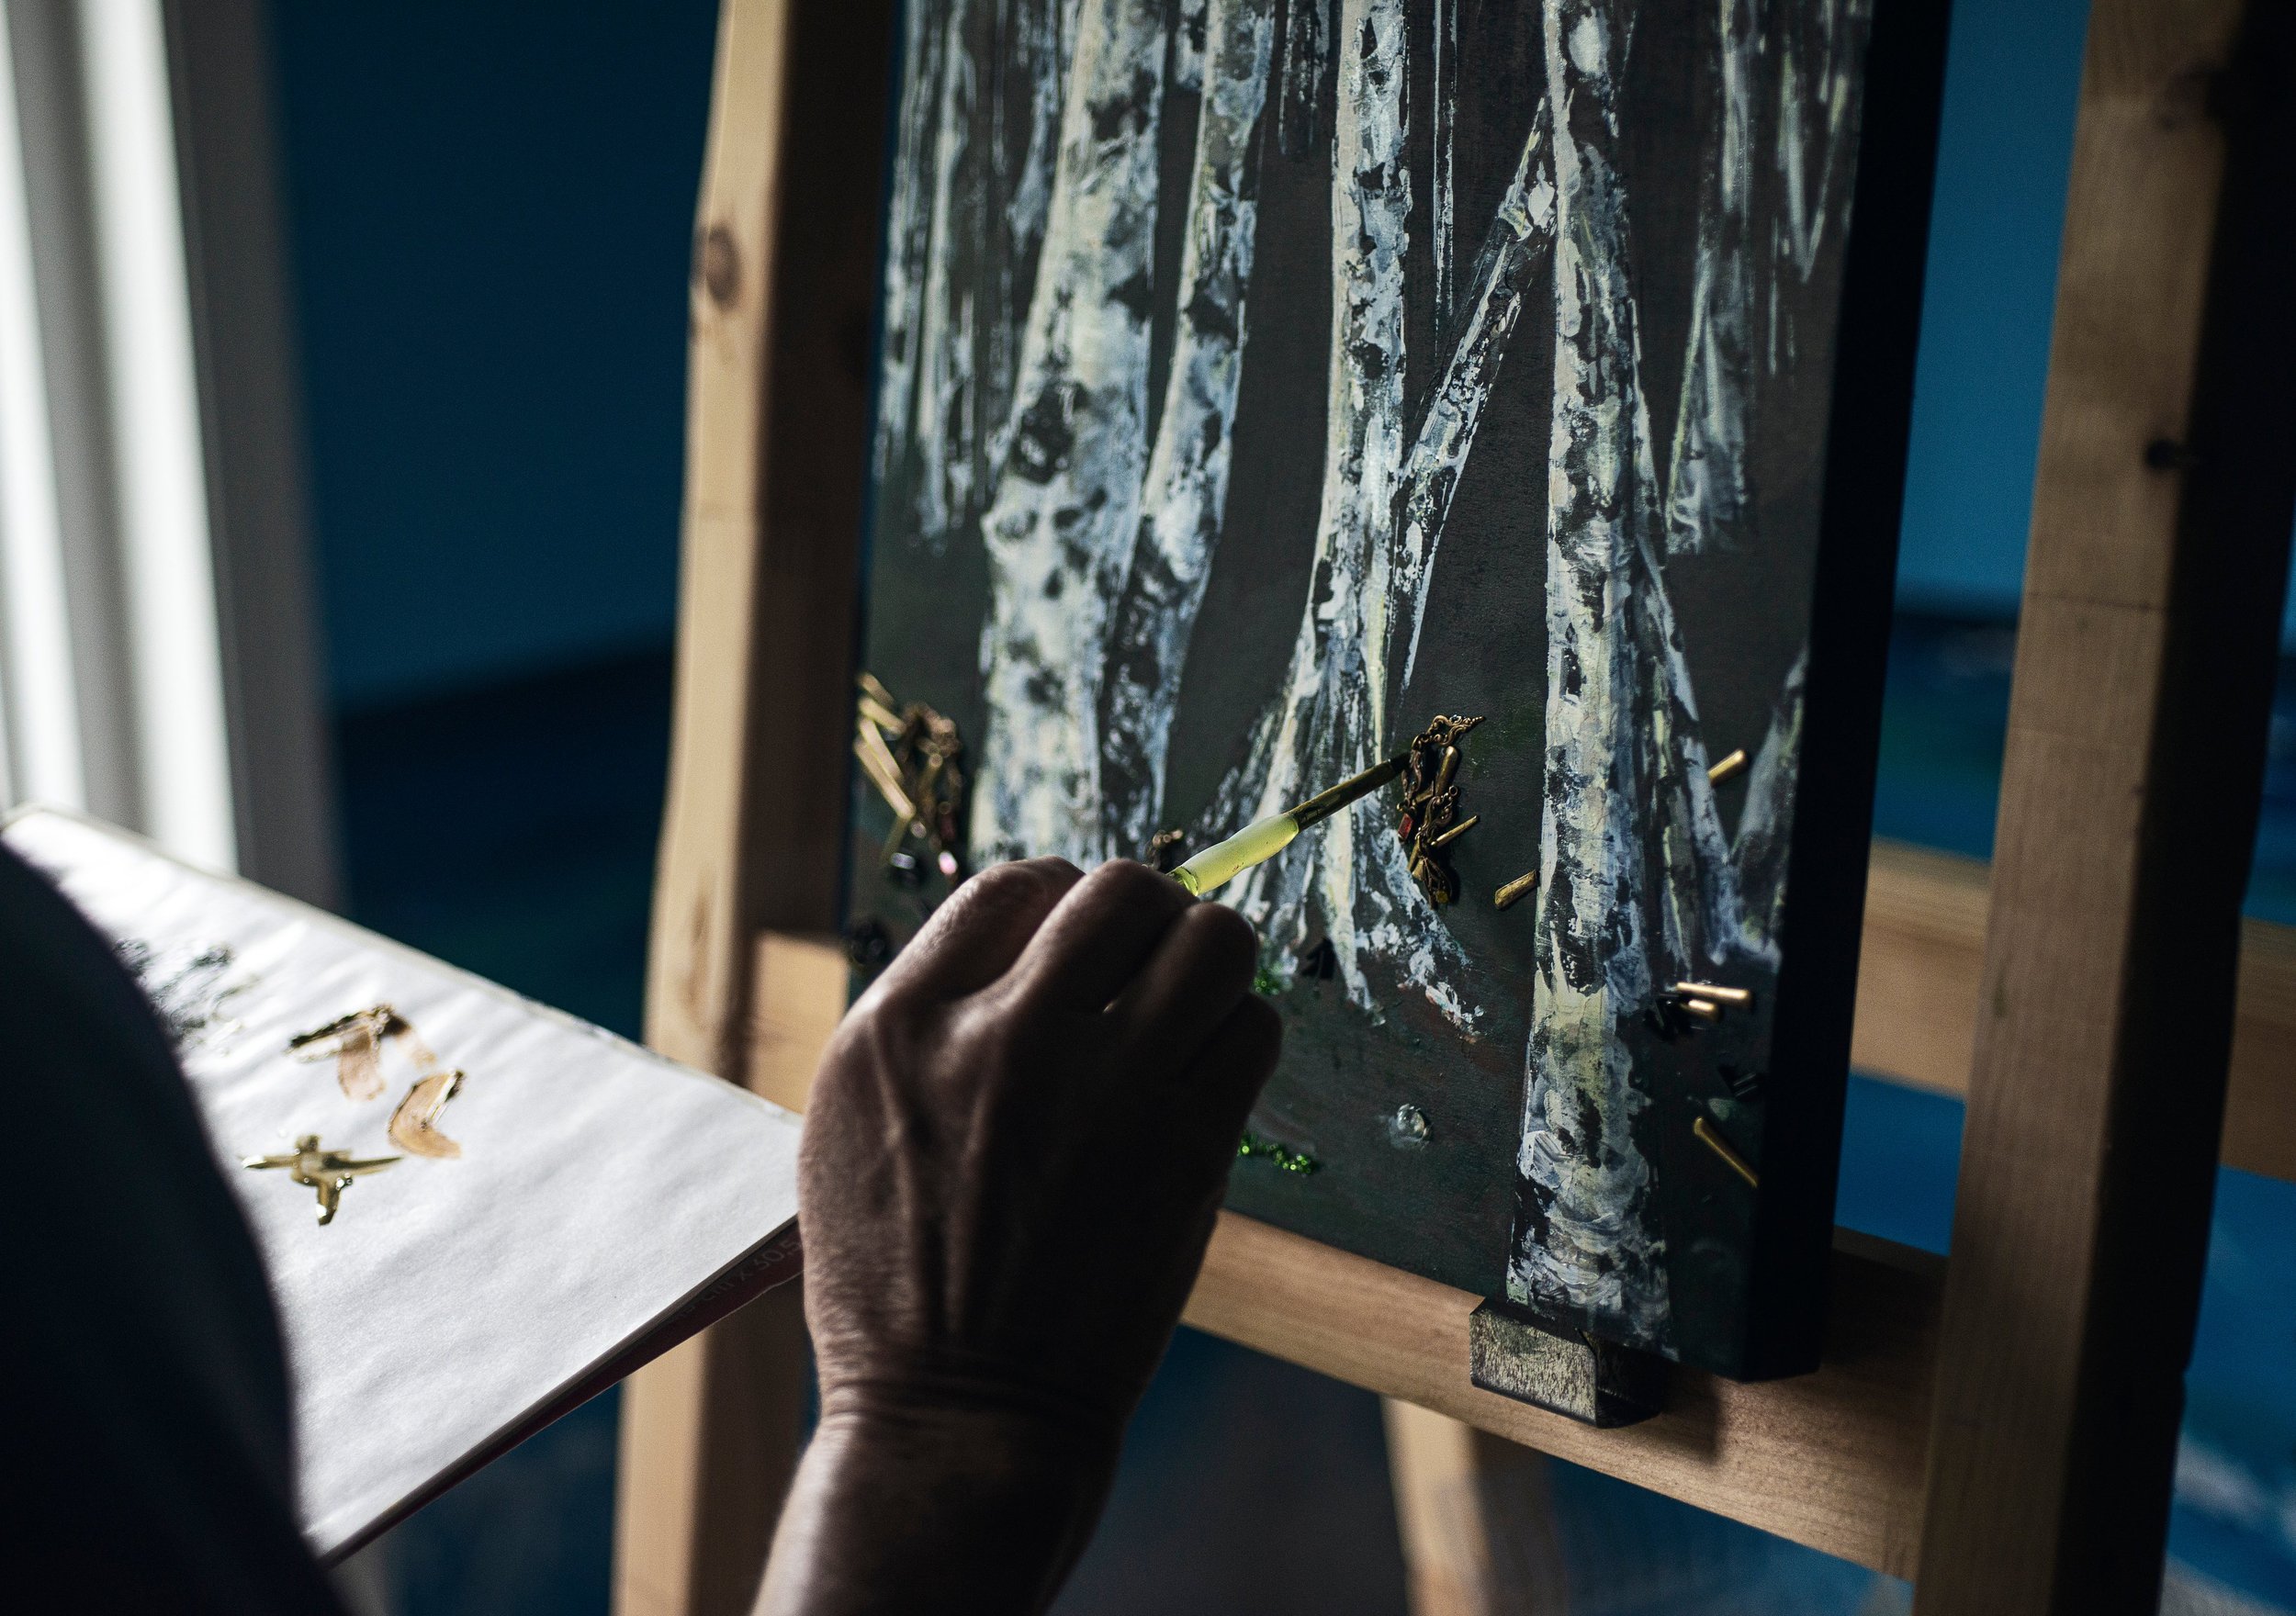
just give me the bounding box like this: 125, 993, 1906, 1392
849, 0, 1947, 1378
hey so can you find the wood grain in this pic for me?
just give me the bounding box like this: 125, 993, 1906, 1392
1854, 840, 2296, 1184
1383, 1400, 1570, 1614
615, 2, 894, 1612
1187, 1215, 1941, 1578
1914, 3, 2296, 1610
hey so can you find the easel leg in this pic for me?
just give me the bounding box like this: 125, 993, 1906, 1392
1384, 1399, 1570, 1615
614, 934, 842, 1615
612, 1285, 809, 1616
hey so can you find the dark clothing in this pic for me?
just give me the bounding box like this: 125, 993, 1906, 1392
0, 843, 343, 1612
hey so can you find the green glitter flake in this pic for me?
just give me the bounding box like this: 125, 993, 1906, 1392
1237, 1129, 1321, 1174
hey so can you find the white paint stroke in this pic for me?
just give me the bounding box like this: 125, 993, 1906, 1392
1728, 643, 1805, 958
1773, 0, 1869, 281
986, 0, 1085, 513
1663, 0, 1761, 556
1099, 0, 1277, 858
1221, 0, 1471, 1025
1431, 0, 1458, 346
1274, 0, 1327, 160
1176, 0, 1210, 90
1509, 0, 1670, 1345
914, 0, 981, 546
1395, 105, 1555, 690
871, 0, 951, 485
886, 1, 1078, 556
969, 0, 1169, 865
1666, 0, 1873, 555
1636, 525, 1755, 975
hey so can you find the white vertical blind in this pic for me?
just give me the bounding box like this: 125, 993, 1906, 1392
0, 0, 242, 873
0, 1, 84, 810
77, 0, 234, 870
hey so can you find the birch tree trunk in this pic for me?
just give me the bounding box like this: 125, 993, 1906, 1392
980, 0, 1081, 526
1394, 107, 1555, 691
872, 0, 952, 487
1635, 529, 1751, 974
1663, 0, 1761, 554
913, 0, 982, 544
1222, 0, 1469, 1020
1665, 0, 1871, 554
1099, 0, 1278, 858
876, 0, 1078, 558
1510, 0, 1671, 1344
1729, 644, 1805, 957
969, 0, 1169, 865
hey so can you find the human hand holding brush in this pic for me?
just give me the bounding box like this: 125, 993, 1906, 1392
761, 858, 1282, 1616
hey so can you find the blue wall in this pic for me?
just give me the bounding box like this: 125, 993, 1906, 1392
1896, 0, 2086, 619
268, 0, 2288, 715
270, 1, 720, 711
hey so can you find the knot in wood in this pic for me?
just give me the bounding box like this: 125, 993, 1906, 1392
698, 223, 741, 307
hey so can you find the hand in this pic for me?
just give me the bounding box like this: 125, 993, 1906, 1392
760, 858, 1280, 1615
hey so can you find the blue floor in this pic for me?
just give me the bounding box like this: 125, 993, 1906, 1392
336, 615, 2296, 1614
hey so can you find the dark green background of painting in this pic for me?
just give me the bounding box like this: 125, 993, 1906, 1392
853, 0, 1877, 1345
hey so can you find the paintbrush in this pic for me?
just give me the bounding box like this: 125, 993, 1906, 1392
1169, 753, 1407, 898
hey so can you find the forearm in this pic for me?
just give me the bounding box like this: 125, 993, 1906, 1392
755, 1400, 1120, 1616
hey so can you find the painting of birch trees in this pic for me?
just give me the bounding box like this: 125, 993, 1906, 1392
853, 0, 1937, 1375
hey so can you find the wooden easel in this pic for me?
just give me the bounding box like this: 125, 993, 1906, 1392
610, 2, 2296, 1611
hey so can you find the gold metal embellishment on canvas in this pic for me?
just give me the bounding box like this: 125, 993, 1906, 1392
855, 672, 969, 887
1395, 714, 1484, 905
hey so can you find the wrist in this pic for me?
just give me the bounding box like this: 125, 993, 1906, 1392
760, 1385, 1121, 1616
817, 1357, 1128, 1460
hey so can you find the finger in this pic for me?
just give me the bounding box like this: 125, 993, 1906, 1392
1004, 859, 1194, 1012
869, 858, 1082, 1003
1107, 901, 1259, 1074
1169, 993, 1283, 1165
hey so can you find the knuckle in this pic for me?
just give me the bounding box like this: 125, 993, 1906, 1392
1184, 902, 1259, 979
1088, 858, 1187, 921
959, 859, 1052, 910
1013, 854, 1084, 885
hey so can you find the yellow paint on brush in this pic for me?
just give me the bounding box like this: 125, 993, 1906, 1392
1170, 753, 1408, 898
1171, 811, 1300, 897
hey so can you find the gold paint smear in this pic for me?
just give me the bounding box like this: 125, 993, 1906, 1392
287, 1005, 401, 1101
388, 1070, 465, 1159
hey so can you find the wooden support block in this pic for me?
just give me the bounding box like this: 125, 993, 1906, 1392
1187, 1214, 1941, 1580
1852, 840, 2296, 1184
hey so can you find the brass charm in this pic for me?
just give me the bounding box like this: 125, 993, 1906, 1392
1693, 1116, 1760, 1188
1706, 747, 1749, 784
855, 673, 968, 886
1395, 714, 1485, 904
242, 1135, 400, 1225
